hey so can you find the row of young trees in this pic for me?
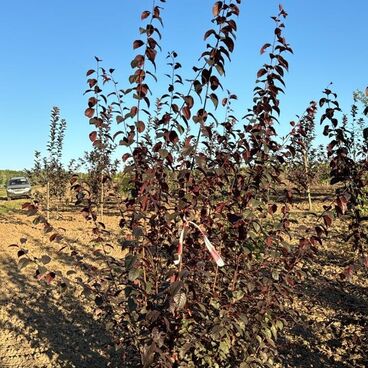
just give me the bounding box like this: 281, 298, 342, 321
28, 96, 364, 219
285, 91, 368, 211
27, 107, 68, 220
13, 1, 367, 367
27, 106, 120, 220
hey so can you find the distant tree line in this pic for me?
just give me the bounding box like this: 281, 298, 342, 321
0, 170, 26, 187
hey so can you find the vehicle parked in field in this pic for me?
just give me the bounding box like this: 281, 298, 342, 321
6, 177, 32, 200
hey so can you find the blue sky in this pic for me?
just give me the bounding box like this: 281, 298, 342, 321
0, 0, 367, 170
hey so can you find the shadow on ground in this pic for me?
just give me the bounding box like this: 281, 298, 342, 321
0, 257, 120, 368
278, 246, 368, 368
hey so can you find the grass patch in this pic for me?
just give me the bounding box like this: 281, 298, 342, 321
0, 200, 27, 215
0, 188, 28, 215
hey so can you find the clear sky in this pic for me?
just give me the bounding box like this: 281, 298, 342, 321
0, 0, 367, 170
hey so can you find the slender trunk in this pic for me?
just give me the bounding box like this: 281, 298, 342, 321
302, 151, 312, 211
100, 174, 104, 221
306, 183, 312, 211
46, 180, 50, 222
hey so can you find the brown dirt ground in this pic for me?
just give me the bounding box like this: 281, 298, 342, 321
277, 195, 368, 368
0, 195, 367, 367
0, 200, 121, 368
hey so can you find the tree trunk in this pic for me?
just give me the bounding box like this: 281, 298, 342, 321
46, 180, 50, 222
303, 151, 312, 211
100, 174, 104, 222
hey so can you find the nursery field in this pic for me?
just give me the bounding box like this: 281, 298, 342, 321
0, 191, 367, 368
0, 1, 367, 367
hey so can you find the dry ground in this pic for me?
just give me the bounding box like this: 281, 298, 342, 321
0, 193, 367, 367
0, 198, 121, 368
277, 193, 368, 368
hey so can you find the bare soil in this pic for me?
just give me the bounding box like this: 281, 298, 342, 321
277, 200, 368, 368
0, 196, 367, 367
0, 201, 121, 368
